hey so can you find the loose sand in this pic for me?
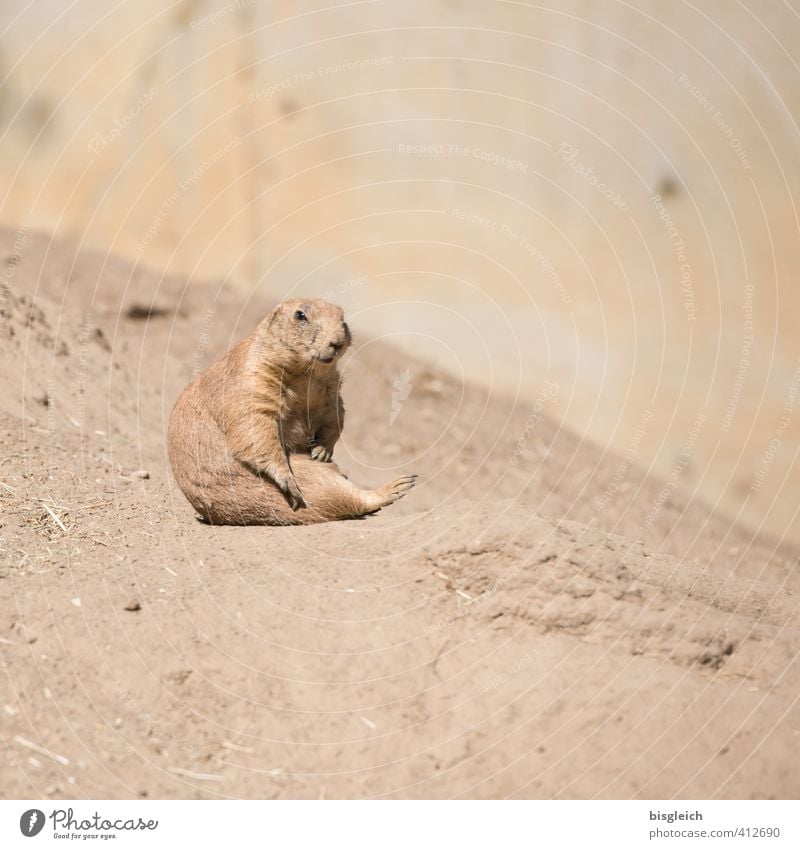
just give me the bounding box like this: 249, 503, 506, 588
1, 227, 798, 799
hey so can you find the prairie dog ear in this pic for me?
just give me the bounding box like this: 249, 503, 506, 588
264, 304, 282, 332
248, 307, 280, 364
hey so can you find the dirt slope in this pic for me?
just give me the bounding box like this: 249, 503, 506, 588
1, 227, 798, 799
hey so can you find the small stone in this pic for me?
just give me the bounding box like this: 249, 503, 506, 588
123, 600, 141, 612
130, 470, 150, 479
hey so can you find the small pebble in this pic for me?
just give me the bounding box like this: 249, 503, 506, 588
123, 600, 142, 612
130, 470, 150, 479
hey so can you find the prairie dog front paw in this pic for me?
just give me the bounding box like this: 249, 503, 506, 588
310, 445, 333, 462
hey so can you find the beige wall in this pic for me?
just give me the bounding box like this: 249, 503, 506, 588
3, 0, 800, 542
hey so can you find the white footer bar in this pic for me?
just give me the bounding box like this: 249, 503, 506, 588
1, 800, 797, 848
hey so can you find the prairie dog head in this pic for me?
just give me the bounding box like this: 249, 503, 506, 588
260, 297, 352, 371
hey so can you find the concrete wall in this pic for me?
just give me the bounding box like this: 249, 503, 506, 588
2, 0, 800, 542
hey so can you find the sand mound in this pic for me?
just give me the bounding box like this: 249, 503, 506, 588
1, 227, 798, 799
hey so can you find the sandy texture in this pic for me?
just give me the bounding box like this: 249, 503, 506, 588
1, 228, 798, 799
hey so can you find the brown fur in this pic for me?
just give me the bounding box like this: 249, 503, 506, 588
167, 297, 416, 525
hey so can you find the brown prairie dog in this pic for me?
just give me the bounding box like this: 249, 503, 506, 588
168, 297, 416, 525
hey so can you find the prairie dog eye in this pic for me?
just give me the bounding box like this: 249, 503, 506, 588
294, 310, 308, 322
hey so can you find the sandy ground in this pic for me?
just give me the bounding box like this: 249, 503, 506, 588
1, 226, 798, 800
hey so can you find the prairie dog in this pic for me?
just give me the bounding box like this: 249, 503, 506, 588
168, 298, 416, 524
